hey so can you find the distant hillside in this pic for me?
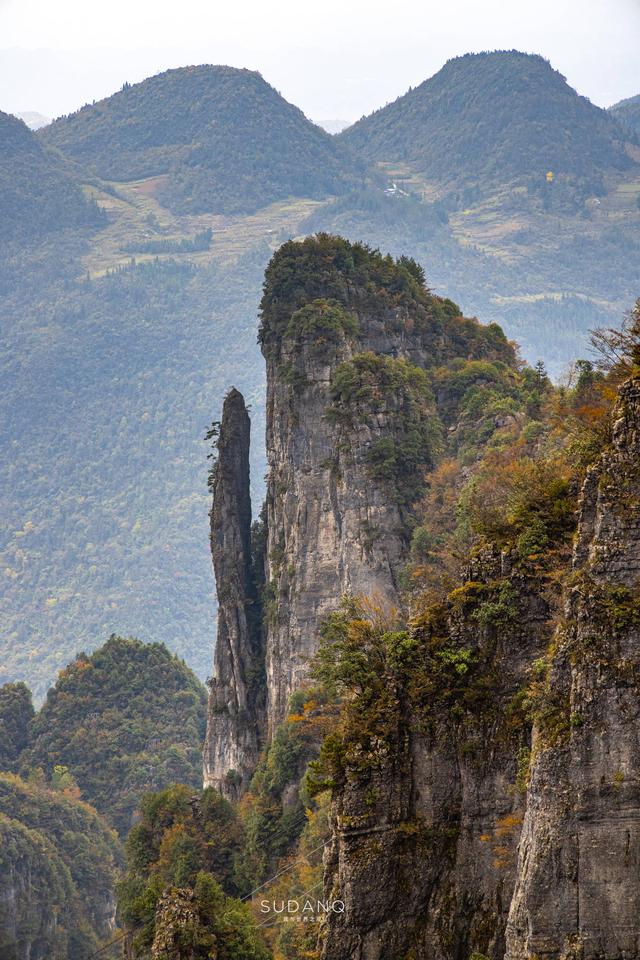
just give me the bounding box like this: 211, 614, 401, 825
340, 51, 634, 200
39, 65, 359, 214
19, 636, 207, 834
0, 111, 101, 241
609, 93, 640, 137
17, 110, 51, 130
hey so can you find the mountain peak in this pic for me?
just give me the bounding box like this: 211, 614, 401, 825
39, 64, 358, 215
340, 49, 634, 193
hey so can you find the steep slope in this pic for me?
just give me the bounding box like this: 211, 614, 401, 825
203, 388, 266, 799
0, 773, 122, 960
39, 65, 359, 214
507, 377, 640, 958
340, 51, 633, 196
610, 92, 640, 137
0, 110, 101, 242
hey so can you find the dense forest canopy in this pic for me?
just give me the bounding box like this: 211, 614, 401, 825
0, 772, 122, 960
21, 636, 207, 834
609, 93, 640, 137
0, 110, 103, 241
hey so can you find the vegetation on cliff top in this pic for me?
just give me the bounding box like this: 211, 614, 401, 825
259, 234, 516, 364
118, 783, 271, 959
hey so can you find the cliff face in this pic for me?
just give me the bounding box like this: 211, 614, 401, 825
205, 236, 513, 782
322, 553, 551, 960
203, 388, 265, 799
203, 237, 640, 958
261, 312, 429, 733
322, 377, 640, 960
257, 236, 511, 738
505, 377, 640, 959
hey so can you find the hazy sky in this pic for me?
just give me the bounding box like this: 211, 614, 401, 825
1, 0, 639, 127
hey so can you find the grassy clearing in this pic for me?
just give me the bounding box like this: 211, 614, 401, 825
82, 178, 326, 277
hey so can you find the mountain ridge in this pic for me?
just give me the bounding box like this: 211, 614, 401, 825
609, 92, 640, 137
0, 110, 102, 241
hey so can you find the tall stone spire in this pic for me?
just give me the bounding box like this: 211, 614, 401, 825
203, 388, 264, 800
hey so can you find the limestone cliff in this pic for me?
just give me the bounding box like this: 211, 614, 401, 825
321, 552, 551, 960
203, 236, 640, 959
257, 235, 512, 738
203, 388, 265, 799
322, 375, 640, 959
505, 377, 640, 959
204, 236, 513, 791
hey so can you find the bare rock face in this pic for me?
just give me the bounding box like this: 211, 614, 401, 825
151, 888, 212, 960
203, 387, 265, 800
261, 313, 426, 734
505, 377, 640, 959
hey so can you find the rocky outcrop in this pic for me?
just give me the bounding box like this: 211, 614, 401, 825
202, 237, 640, 956
203, 388, 265, 799
257, 236, 512, 739
205, 235, 516, 787
322, 553, 551, 960
151, 888, 205, 960
261, 314, 430, 734
505, 377, 640, 959
322, 379, 640, 960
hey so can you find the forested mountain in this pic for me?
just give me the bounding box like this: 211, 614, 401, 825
610, 92, 640, 137
39, 65, 360, 214
1, 52, 639, 703
0, 636, 208, 957
6, 636, 207, 835
340, 51, 633, 198
0, 110, 102, 241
